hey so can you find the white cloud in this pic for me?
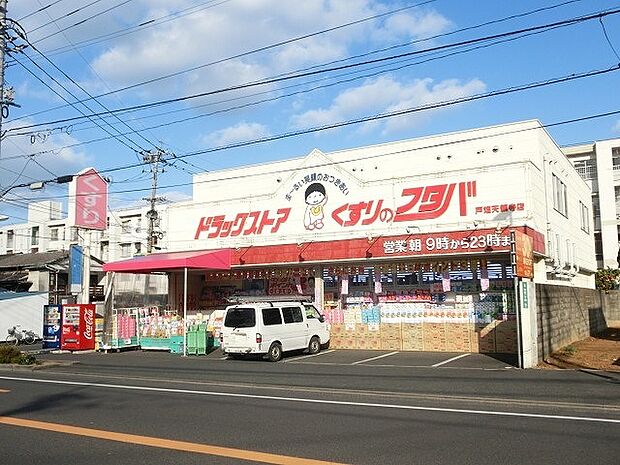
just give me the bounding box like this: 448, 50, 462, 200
613, 120, 620, 132
291, 75, 486, 134
162, 190, 192, 203
87, 1, 451, 100
371, 10, 452, 43
204, 122, 271, 147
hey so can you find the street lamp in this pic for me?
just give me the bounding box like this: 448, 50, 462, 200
0, 175, 74, 199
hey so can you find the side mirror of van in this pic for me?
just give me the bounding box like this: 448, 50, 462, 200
318, 315, 325, 323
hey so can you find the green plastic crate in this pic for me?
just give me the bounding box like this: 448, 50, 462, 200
140, 337, 171, 350
169, 335, 184, 354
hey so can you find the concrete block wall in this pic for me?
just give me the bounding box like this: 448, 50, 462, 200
603, 292, 620, 324
535, 284, 619, 362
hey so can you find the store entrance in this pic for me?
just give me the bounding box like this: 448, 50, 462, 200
199, 258, 518, 355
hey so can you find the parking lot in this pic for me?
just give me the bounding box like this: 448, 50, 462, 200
281, 349, 517, 369
21, 342, 517, 370
198, 347, 517, 369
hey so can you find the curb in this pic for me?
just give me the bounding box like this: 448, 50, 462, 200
0, 361, 80, 371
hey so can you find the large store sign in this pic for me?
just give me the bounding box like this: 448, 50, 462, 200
184, 165, 528, 246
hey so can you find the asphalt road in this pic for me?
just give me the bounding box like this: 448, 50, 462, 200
0, 349, 619, 465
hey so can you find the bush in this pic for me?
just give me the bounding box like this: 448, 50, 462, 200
0, 345, 37, 365
0, 345, 22, 363
595, 268, 620, 291
559, 345, 577, 357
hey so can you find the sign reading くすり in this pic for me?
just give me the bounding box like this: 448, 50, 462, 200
69, 168, 108, 230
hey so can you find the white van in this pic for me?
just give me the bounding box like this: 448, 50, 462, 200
220, 300, 330, 362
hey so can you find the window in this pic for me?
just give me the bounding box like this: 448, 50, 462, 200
6, 230, 14, 249
224, 308, 256, 328
120, 243, 131, 257
613, 147, 620, 170
552, 174, 568, 216
282, 306, 303, 324
134, 242, 142, 255
262, 308, 282, 326
304, 305, 322, 320
69, 227, 78, 242
100, 241, 109, 259
121, 220, 131, 234
579, 201, 590, 233
50, 227, 59, 241
31, 226, 40, 246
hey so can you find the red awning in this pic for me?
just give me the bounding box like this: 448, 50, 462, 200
103, 249, 231, 273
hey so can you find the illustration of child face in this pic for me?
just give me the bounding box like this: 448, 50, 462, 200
306, 190, 325, 206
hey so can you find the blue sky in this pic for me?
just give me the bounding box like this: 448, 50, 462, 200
1, 0, 620, 225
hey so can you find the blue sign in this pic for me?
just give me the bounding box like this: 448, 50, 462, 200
70, 245, 83, 293
42, 305, 62, 349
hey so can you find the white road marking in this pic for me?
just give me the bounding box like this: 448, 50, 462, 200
431, 353, 471, 367
285, 349, 335, 363
351, 351, 399, 365
1, 375, 619, 425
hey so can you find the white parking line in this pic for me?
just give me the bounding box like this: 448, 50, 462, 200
285, 349, 335, 363
432, 353, 471, 367
351, 351, 399, 365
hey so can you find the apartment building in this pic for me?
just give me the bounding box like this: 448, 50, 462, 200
0, 200, 168, 298
563, 138, 620, 269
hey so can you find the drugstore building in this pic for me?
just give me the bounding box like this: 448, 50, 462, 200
108, 120, 597, 367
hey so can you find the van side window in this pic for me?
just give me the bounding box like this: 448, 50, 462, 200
304, 305, 321, 319
262, 308, 282, 326
282, 306, 303, 324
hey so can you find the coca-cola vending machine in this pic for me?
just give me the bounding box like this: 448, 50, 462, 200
61, 304, 96, 351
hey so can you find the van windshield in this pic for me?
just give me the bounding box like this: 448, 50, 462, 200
224, 308, 256, 328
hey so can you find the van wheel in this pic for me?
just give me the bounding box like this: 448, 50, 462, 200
308, 336, 321, 355
267, 343, 282, 362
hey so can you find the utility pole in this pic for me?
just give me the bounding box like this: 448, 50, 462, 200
0, 0, 8, 158
142, 149, 167, 254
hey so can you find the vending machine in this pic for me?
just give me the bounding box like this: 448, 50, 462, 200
42, 305, 63, 349
61, 304, 96, 351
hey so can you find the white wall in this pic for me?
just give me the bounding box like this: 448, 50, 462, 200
0, 292, 48, 339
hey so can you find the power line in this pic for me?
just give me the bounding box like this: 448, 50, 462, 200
42, 0, 239, 57
11, 107, 620, 202
17, 0, 67, 22
598, 16, 620, 62
22, 29, 162, 158
21, 23, 582, 145
8, 7, 620, 132
7, 17, 160, 156
10, 53, 145, 154
30, 0, 132, 41
1, 62, 617, 168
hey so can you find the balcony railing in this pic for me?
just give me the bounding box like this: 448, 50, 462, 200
575, 165, 597, 180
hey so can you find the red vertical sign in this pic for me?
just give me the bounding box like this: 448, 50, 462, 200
512, 230, 534, 279
75, 168, 108, 230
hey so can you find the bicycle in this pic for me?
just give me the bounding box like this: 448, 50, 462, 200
6, 325, 39, 345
